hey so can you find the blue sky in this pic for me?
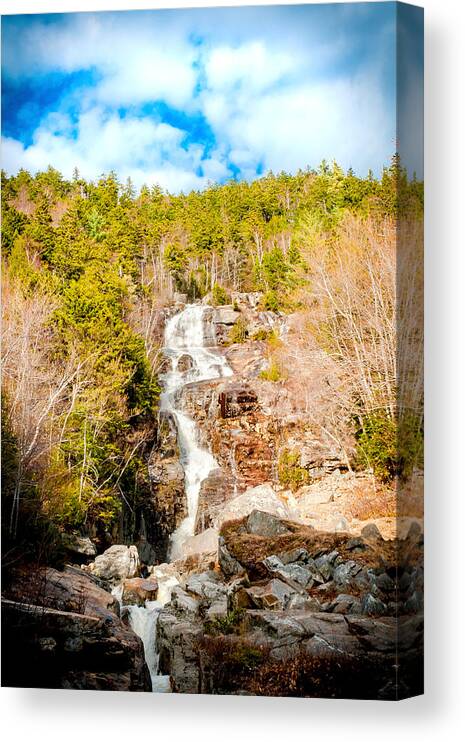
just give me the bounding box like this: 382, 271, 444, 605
1, 3, 423, 193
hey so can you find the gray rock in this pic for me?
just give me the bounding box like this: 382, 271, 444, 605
361, 593, 387, 617
62, 534, 97, 558
88, 545, 140, 585
278, 547, 309, 565
361, 523, 383, 541
246, 509, 291, 537
185, 571, 227, 603
374, 572, 396, 592
171, 586, 200, 617
287, 594, 321, 611
333, 560, 362, 586
206, 599, 228, 621
218, 536, 246, 577
245, 579, 299, 610
263, 556, 312, 588
157, 608, 202, 693
331, 594, 355, 614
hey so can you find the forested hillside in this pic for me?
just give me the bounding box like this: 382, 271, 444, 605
1, 159, 423, 569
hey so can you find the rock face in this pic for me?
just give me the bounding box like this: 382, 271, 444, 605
156, 515, 423, 699
2, 566, 151, 691
87, 545, 140, 586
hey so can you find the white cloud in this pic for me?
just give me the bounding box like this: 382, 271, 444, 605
2, 9, 400, 188
204, 42, 295, 94
1, 109, 218, 193
201, 72, 393, 177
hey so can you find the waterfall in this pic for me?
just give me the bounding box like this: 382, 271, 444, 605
112, 304, 232, 692
112, 569, 179, 693
160, 304, 232, 561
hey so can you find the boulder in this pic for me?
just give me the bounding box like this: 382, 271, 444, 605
263, 555, 312, 588
121, 577, 158, 606
333, 560, 362, 586
218, 536, 246, 577
361, 523, 383, 541
246, 509, 292, 538
171, 586, 200, 617
1, 568, 151, 691
157, 609, 202, 693
181, 528, 219, 557
88, 545, 140, 585
184, 571, 227, 603
245, 579, 299, 610
61, 533, 97, 560
216, 484, 292, 529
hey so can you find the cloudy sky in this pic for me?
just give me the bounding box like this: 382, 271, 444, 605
1, 2, 423, 193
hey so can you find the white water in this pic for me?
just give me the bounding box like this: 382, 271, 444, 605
112, 569, 179, 693
111, 304, 232, 692
160, 304, 232, 560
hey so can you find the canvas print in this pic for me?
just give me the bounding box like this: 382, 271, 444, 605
1, 2, 424, 699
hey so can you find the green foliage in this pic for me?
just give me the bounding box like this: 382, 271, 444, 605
228, 316, 248, 344
259, 359, 285, 382
278, 449, 310, 491
205, 608, 245, 636
354, 409, 423, 482
261, 290, 280, 312
211, 282, 230, 306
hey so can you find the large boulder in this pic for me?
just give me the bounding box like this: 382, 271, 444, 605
2, 567, 151, 691
61, 533, 97, 561
246, 510, 292, 538
216, 483, 292, 528
245, 579, 299, 610
88, 545, 140, 586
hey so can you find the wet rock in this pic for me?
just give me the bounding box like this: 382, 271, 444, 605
87, 545, 140, 586
121, 577, 158, 606
195, 468, 236, 533
177, 354, 193, 372
157, 609, 202, 693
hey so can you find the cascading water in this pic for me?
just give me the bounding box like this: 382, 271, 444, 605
113, 304, 232, 691
160, 304, 232, 560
